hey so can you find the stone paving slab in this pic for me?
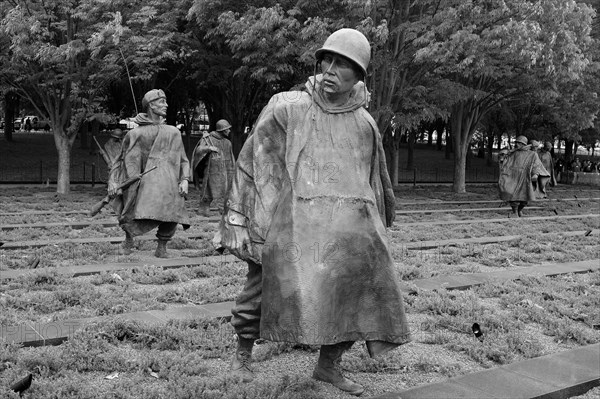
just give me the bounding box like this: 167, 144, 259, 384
398, 213, 599, 227
396, 207, 544, 215
0, 217, 220, 231
0, 303, 235, 347
0, 210, 92, 216
0, 220, 119, 231
0, 318, 100, 347
0, 232, 211, 250
403, 235, 521, 250
38, 318, 100, 346
371, 343, 600, 399
0, 254, 238, 280
508, 349, 599, 392
395, 197, 599, 206
408, 259, 600, 292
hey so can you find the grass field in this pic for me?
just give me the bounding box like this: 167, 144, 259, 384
1, 132, 599, 398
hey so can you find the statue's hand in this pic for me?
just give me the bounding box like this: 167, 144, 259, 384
226, 225, 253, 261
179, 180, 189, 196
108, 182, 120, 197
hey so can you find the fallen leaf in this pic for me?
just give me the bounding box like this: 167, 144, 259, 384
104, 371, 119, 380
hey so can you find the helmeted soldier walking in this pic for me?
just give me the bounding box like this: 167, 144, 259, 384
537, 141, 557, 190
104, 128, 125, 167
214, 28, 411, 396
108, 89, 191, 258
98, 128, 129, 242
191, 119, 235, 214
499, 135, 550, 217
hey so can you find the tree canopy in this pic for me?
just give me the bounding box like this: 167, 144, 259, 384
1, 0, 598, 193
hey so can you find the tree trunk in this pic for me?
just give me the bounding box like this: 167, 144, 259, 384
436, 128, 443, 150
4, 91, 19, 142
389, 143, 400, 186
4, 107, 14, 142
564, 139, 574, 162
54, 131, 74, 194
486, 130, 494, 166
80, 122, 92, 154
466, 142, 473, 168
80, 119, 89, 149
384, 138, 392, 179
450, 100, 481, 193
406, 129, 415, 170
445, 129, 452, 160
453, 143, 467, 193
90, 120, 100, 150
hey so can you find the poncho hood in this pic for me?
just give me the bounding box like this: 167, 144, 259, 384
134, 113, 165, 126
306, 74, 368, 114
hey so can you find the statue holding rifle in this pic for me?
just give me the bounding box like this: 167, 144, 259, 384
108, 89, 191, 258
91, 128, 126, 217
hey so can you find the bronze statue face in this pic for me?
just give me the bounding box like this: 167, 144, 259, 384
320, 52, 360, 98
149, 97, 168, 118
220, 128, 231, 138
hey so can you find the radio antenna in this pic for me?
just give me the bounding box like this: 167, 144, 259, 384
119, 47, 138, 115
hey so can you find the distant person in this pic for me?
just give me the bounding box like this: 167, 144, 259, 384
24, 117, 32, 132
191, 119, 235, 215
555, 157, 565, 179
499, 135, 550, 216
537, 142, 557, 189
108, 89, 191, 258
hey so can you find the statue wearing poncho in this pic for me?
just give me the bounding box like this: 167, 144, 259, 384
499, 146, 550, 203
219, 74, 411, 352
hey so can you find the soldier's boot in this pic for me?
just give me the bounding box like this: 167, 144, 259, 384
121, 233, 134, 255
313, 342, 364, 396
154, 239, 168, 258
230, 337, 255, 382
517, 203, 526, 217
509, 205, 518, 218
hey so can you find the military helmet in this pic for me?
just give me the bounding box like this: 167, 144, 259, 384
530, 140, 540, 149
110, 128, 124, 139
216, 119, 231, 132
141, 89, 166, 110
314, 28, 370, 79
514, 135, 528, 145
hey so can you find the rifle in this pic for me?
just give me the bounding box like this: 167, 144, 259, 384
89, 165, 158, 217
93, 136, 112, 166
